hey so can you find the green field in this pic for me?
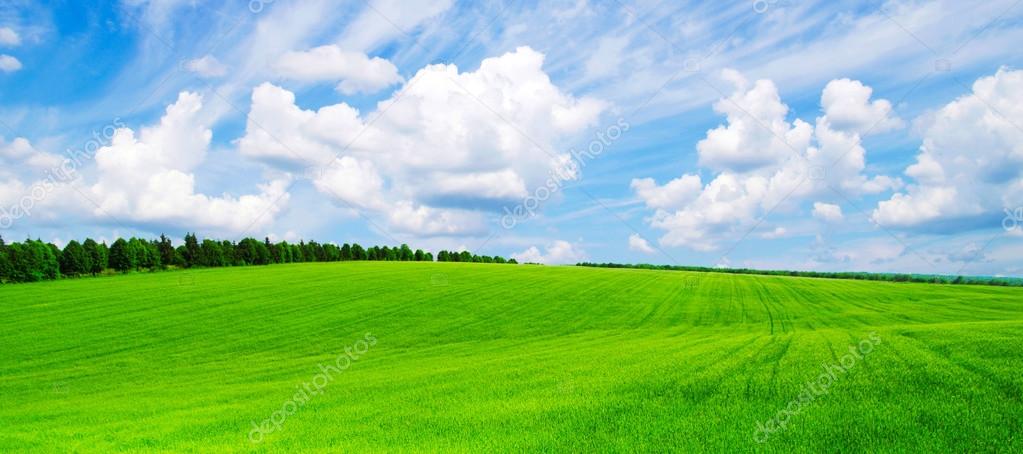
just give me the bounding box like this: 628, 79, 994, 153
1, 262, 1021, 452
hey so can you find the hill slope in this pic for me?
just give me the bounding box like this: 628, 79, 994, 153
1, 262, 1021, 452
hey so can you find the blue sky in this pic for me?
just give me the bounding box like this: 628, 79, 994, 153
1, 0, 1021, 276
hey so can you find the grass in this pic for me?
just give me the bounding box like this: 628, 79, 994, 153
1, 262, 1021, 452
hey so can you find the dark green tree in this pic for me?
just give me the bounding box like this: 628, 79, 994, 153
60, 240, 88, 277
351, 243, 366, 260
158, 234, 175, 267
83, 239, 106, 275
108, 238, 135, 272
183, 233, 200, 268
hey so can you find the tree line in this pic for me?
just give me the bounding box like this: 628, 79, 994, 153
0, 234, 514, 284
576, 262, 1023, 287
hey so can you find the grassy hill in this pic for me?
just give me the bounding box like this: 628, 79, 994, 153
1, 262, 1021, 452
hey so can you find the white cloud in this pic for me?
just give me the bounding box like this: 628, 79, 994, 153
512, 240, 587, 264
628, 233, 655, 253
0, 137, 61, 170
635, 70, 900, 251
696, 69, 812, 173
812, 202, 844, 223
85, 92, 289, 234
0, 55, 22, 73
873, 68, 1023, 231
185, 55, 227, 78
274, 45, 403, 95
760, 227, 787, 239
0, 27, 19, 46
240, 46, 605, 237
630, 174, 701, 210
820, 79, 904, 135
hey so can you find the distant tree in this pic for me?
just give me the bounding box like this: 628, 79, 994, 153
508, 258, 518, 264
414, 249, 425, 261
108, 239, 134, 272
183, 233, 200, 268
60, 240, 88, 277
34, 240, 61, 280
136, 239, 161, 270
0, 236, 11, 283
340, 243, 352, 261
459, 251, 472, 262
425, 252, 434, 262
201, 239, 225, 267
351, 243, 366, 260
400, 244, 414, 261
158, 234, 175, 267
83, 239, 106, 275
221, 240, 237, 265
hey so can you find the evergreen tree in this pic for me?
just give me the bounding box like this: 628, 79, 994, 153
83, 239, 105, 275
183, 233, 200, 268
158, 234, 175, 267
0, 236, 11, 283
60, 240, 87, 277
108, 239, 134, 272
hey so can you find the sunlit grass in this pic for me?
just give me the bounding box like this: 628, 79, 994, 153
1, 262, 1021, 452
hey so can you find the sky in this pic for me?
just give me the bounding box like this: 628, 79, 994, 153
0, 0, 1021, 276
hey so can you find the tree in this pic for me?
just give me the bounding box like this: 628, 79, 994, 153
60, 240, 88, 277
400, 244, 414, 261
158, 234, 175, 267
183, 233, 200, 268
0, 236, 11, 283
201, 239, 225, 267
108, 239, 135, 272
414, 249, 425, 261
351, 243, 366, 260
83, 239, 106, 275
341, 243, 352, 261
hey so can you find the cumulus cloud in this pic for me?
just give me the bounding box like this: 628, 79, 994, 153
0, 54, 21, 73
185, 55, 227, 78
0, 27, 19, 46
84, 92, 289, 233
820, 79, 904, 135
0, 137, 63, 172
274, 45, 403, 95
628, 233, 655, 253
812, 202, 844, 223
873, 68, 1023, 232
240, 46, 605, 237
512, 240, 587, 264
634, 70, 901, 251
630, 174, 701, 210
